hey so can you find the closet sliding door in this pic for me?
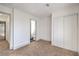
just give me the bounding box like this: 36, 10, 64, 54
64, 15, 73, 51
73, 14, 78, 52
53, 13, 78, 52
53, 17, 64, 48
64, 14, 78, 52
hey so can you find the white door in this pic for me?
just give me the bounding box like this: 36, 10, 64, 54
72, 14, 78, 52
64, 15, 73, 50
64, 14, 78, 51
53, 13, 78, 52
53, 17, 64, 48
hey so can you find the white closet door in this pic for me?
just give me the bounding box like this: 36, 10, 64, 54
72, 14, 78, 52
64, 14, 78, 51
53, 17, 64, 47
64, 15, 73, 50
53, 14, 78, 52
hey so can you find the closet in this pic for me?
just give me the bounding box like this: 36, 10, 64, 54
52, 13, 78, 52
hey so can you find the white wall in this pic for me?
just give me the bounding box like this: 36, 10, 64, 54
37, 17, 51, 41
0, 5, 12, 14
0, 5, 51, 50
13, 8, 51, 49
13, 9, 40, 49
0, 5, 41, 50
13, 9, 30, 49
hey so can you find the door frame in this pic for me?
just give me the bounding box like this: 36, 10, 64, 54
0, 21, 6, 40
0, 11, 11, 49
30, 19, 37, 42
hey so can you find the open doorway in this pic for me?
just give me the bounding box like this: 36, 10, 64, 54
0, 21, 6, 40
30, 19, 37, 42
0, 12, 10, 50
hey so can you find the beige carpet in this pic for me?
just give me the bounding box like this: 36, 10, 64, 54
0, 40, 78, 56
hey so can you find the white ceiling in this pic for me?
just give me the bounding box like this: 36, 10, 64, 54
0, 3, 79, 18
